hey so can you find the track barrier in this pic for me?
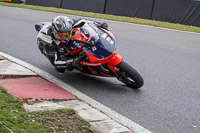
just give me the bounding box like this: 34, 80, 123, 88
24, 0, 200, 27
25, 0, 62, 8
61, 0, 105, 14
0, 0, 21, 3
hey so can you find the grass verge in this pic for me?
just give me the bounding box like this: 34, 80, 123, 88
0, 86, 95, 133
0, 2, 200, 33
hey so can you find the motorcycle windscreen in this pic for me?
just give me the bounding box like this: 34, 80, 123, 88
82, 35, 116, 62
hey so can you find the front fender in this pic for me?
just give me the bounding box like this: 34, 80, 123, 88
107, 53, 123, 73
107, 53, 123, 66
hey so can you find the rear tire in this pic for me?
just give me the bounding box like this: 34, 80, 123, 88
116, 61, 144, 89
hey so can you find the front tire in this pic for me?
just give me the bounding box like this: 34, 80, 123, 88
115, 61, 144, 89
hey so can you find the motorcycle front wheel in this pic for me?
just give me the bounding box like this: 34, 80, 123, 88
115, 61, 144, 89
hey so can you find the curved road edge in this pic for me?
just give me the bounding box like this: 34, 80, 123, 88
0, 51, 152, 133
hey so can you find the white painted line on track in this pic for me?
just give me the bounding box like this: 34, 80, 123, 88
0, 51, 152, 133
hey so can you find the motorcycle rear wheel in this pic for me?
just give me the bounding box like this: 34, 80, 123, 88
116, 61, 144, 89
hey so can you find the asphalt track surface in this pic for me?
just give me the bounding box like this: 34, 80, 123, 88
1, 6, 200, 133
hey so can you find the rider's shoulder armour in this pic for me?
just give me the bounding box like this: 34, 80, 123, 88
37, 24, 53, 44
40, 24, 52, 35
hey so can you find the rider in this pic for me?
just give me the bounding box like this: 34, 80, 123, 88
36, 16, 108, 74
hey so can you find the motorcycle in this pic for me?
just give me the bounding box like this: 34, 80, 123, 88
35, 21, 144, 89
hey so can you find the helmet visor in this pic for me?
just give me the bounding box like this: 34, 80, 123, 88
57, 31, 71, 42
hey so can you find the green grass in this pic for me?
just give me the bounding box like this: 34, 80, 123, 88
0, 86, 95, 133
0, 87, 50, 133
0, 1, 200, 33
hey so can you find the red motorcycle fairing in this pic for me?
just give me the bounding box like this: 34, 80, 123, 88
80, 52, 122, 66
70, 23, 116, 58
67, 22, 122, 74
80, 53, 123, 73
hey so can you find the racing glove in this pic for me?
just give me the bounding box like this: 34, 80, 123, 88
100, 22, 108, 30
65, 57, 81, 68
95, 22, 109, 30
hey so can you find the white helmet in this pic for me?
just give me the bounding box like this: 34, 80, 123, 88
52, 16, 72, 42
